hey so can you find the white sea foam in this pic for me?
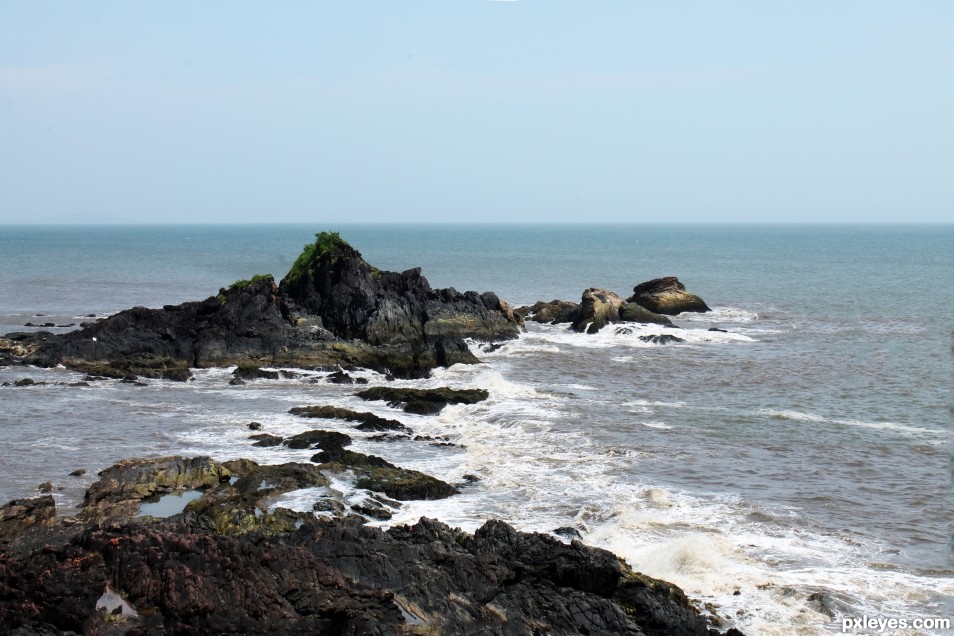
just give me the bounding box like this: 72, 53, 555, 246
676, 306, 760, 324
519, 320, 756, 350
623, 399, 687, 408
759, 409, 946, 438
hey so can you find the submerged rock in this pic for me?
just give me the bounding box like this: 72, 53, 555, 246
629, 277, 711, 315
289, 404, 412, 435
639, 334, 686, 345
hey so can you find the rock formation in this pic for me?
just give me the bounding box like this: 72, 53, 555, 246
518, 276, 707, 333
629, 276, 711, 315
0, 455, 743, 636
4, 232, 523, 379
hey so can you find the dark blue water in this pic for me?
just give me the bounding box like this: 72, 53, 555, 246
1, 224, 951, 635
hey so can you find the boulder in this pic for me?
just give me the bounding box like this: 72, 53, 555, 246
516, 299, 581, 324
572, 288, 626, 334
629, 277, 710, 315
619, 302, 675, 327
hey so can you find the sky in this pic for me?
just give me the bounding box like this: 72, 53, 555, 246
1, 1, 952, 224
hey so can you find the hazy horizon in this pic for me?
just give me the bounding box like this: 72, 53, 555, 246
2, 2, 952, 224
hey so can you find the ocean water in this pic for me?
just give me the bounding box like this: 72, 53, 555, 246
0, 224, 951, 635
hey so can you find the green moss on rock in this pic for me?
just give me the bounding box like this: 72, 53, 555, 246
281, 231, 359, 289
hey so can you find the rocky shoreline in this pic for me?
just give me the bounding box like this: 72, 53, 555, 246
0, 233, 742, 634
1, 450, 742, 635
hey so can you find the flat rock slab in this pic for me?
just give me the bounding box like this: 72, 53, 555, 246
355, 386, 489, 415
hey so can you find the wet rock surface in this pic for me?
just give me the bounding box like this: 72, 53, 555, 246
0, 455, 742, 635
355, 386, 490, 415
290, 404, 413, 435
639, 334, 686, 345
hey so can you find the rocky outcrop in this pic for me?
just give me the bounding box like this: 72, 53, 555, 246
10, 232, 523, 379
0, 516, 736, 636
82, 456, 232, 522
629, 277, 711, 315
0, 495, 56, 545
0, 455, 743, 635
516, 299, 581, 324
521, 276, 704, 334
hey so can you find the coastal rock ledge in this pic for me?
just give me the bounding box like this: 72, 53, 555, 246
4, 232, 524, 379
0, 456, 744, 635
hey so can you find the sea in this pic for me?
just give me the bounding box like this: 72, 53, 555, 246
0, 224, 951, 635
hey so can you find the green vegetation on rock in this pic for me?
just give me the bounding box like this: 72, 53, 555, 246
282, 231, 360, 288
216, 274, 274, 302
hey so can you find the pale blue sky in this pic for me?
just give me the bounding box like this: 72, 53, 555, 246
1, 2, 952, 223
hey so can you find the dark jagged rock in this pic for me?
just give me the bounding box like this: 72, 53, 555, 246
232, 364, 280, 380
11, 233, 522, 378
311, 449, 459, 501
278, 232, 521, 368
0, 495, 56, 545
516, 299, 581, 324
639, 334, 686, 345
0, 458, 743, 636
326, 369, 368, 384
289, 404, 412, 435
629, 277, 711, 315
355, 386, 489, 414
554, 525, 584, 540
350, 501, 393, 520
250, 433, 284, 447
284, 429, 352, 451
